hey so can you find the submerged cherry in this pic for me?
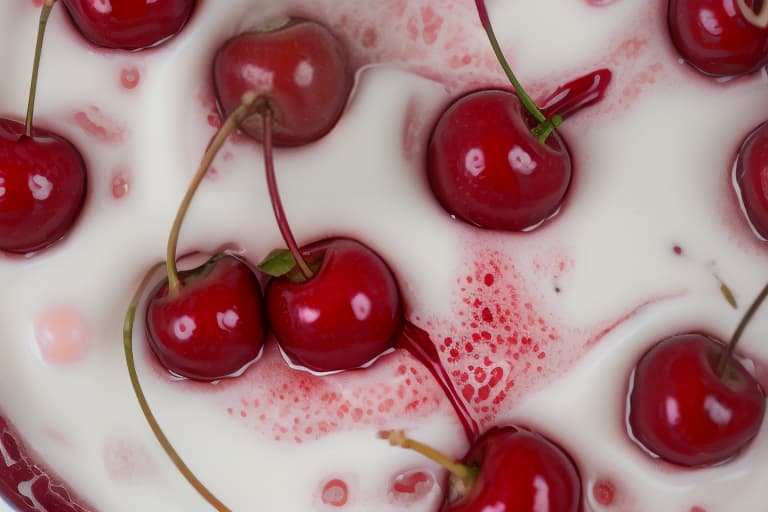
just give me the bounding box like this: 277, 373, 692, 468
61, 0, 196, 50
0, 1, 86, 254
380, 428, 581, 512
265, 238, 404, 373
627, 283, 768, 466
213, 18, 353, 147
668, 0, 768, 77
734, 121, 768, 239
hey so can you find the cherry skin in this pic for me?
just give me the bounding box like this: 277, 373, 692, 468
628, 333, 765, 466
446, 427, 581, 512
0, 119, 87, 254
428, 90, 571, 231
668, 0, 768, 77
145, 255, 266, 381
265, 238, 403, 373
213, 19, 353, 147
61, 0, 196, 50
735, 121, 768, 239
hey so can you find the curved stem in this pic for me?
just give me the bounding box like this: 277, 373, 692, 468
123, 262, 231, 512
25, 0, 56, 136
166, 93, 257, 296
475, 0, 545, 123
717, 281, 768, 376
737, 0, 768, 28
262, 107, 313, 280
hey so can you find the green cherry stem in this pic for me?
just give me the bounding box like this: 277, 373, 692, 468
475, 0, 561, 143
123, 262, 231, 512
379, 430, 478, 490
717, 281, 768, 377
261, 106, 313, 280
166, 92, 258, 296
25, 0, 56, 136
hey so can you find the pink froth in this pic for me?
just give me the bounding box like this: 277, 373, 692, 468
102, 438, 153, 482
71, 106, 124, 142
34, 308, 89, 365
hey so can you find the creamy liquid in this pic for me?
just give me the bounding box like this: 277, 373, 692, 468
1, 0, 768, 511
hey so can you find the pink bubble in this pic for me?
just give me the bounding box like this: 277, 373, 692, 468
320, 478, 349, 507
593, 479, 616, 506
120, 66, 140, 90
389, 469, 436, 505
34, 308, 89, 365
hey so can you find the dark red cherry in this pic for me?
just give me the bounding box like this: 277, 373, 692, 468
0, 119, 86, 254
213, 19, 353, 147
735, 121, 768, 239
61, 0, 196, 50
427, 90, 571, 231
628, 333, 765, 466
381, 427, 581, 512
265, 238, 403, 373
668, 0, 768, 77
145, 255, 266, 381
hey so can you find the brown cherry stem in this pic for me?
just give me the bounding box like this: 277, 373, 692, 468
737, 0, 768, 28
261, 106, 313, 280
25, 0, 56, 136
166, 92, 258, 296
123, 262, 231, 512
379, 430, 478, 489
717, 281, 768, 377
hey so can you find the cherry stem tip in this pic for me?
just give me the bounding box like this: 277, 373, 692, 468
717, 280, 768, 376
25, 0, 56, 136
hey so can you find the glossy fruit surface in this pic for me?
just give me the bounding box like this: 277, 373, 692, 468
735, 121, 768, 239
428, 89, 571, 231
213, 19, 352, 147
668, 0, 768, 77
628, 333, 765, 466
146, 255, 266, 381
0, 119, 86, 254
446, 427, 581, 512
62, 0, 196, 50
266, 238, 403, 373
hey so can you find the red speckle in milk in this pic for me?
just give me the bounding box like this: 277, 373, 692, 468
389, 469, 437, 505
120, 66, 141, 90
210, 346, 443, 443
690, 507, 707, 512
102, 438, 153, 482
111, 168, 129, 199
71, 106, 124, 142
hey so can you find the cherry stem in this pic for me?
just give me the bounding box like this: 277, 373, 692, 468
25, 0, 56, 137
123, 262, 231, 512
378, 430, 478, 488
737, 0, 768, 28
261, 106, 313, 280
475, 0, 546, 125
717, 281, 768, 376
166, 92, 258, 296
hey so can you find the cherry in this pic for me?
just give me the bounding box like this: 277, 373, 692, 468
213, 18, 353, 147
380, 428, 581, 512
265, 237, 404, 373
428, 90, 572, 231
668, 0, 768, 77
145, 255, 266, 380
0, 120, 86, 253
61, 0, 196, 51
427, 1, 577, 231
734, 121, 768, 239
0, 1, 86, 254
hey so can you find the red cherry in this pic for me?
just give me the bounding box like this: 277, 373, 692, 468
735, 121, 768, 239
381, 428, 581, 512
427, 90, 572, 231
213, 19, 353, 147
628, 333, 765, 466
265, 238, 404, 373
0, 119, 86, 254
145, 255, 266, 381
61, 0, 196, 50
668, 0, 768, 77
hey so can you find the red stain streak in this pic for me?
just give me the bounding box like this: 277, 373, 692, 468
72, 107, 124, 142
